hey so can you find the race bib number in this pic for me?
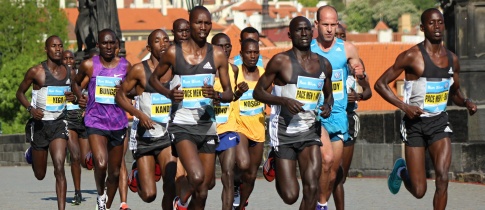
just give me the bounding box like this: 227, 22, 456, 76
150, 93, 171, 123
95, 76, 121, 104
295, 76, 323, 111
214, 102, 230, 123
423, 80, 450, 113
239, 89, 263, 116
331, 69, 344, 101
46, 86, 69, 111
180, 74, 214, 108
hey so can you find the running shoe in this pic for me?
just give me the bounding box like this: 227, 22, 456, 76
233, 184, 241, 207
96, 192, 107, 210
388, 158, 406, 194
173, 196, 188, 210
263, 150, 276, 182
119, 202, 131, 210
71, 191, 82, 205
85, 152, 94, 170
128, 160, 138, 193
24, 147, 32, 164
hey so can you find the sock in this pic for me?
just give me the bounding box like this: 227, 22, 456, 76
316, 202, 328, 210
397, 166, 406, 179
120, 202, 128, 208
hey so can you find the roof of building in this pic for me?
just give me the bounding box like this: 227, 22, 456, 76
374, 20, 390, 31
124, 40, 148, 64
232, 0, 262, 11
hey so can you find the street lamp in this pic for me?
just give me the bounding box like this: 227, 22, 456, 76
186, 0, 204, 12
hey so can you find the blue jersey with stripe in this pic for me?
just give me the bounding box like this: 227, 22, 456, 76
311, 38, 348, 113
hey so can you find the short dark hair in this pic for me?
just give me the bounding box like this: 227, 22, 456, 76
316, 5, 337, 21
98, 28, 116, 41
45, 35, 61, 47
211, 33, 230, 44
421, 8, 442, 24
189, 6, 210, 22
240, 27, 259, 41
241, 38, 259, 50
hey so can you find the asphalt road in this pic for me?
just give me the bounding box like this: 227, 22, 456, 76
2, 166, 484, 209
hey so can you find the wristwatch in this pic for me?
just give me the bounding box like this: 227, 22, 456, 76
358, 72, 367, 80
27, 106, 33, 112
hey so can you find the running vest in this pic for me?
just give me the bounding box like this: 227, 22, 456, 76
403, 42, 454, 117
31, 61, 71, 120
169, 43, 217, 135
84, 56, 129, 130
214, 64, 237, 134
311, 38, 348, 113
269, 50, 326, 147
134, 60, 171, 138
235, 65, 265, 142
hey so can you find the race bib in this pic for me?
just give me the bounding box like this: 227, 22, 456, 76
95, 76, 121, 104
423, 80, 450, 113
331, 69, 344, 101
295, 76, 323, 111
46, 86, 69, 111
239, 89, 263, 116
180, 74, 214, 108
214, 102, 230, 123
66, 101, 80, 110
150, 93, 171, 123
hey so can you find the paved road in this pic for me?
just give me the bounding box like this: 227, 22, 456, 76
2, 166, 484, 209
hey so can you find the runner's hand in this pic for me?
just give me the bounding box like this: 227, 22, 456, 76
466, 100, 477, 115
30, 107, 44, 120
64, 91, 77, 103
403, 105, 424, 119
137, 113, 155, 130
78, 94, 88, 108
284, 98, 304, 115
352, 62, 364, 79
236, 82, 249, 94
347, 88, 358, 103
202, 82, 215, 99
319, 104, 332, 118
169, 84, 184, 103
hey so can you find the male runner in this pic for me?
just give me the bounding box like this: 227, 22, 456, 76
332, 24, 373, 210
211, 33, 240, 210
62, 50, 89, 205
75, 29, 131, 210
375, 8, 477, 210
233, 27, 264, 67
17, 35, 74, 210
254, 16, 333, 209
311, 5, 365, 210
116, 29, 176, 210
172, 18, 190, 44
149, 6, 233, 210
232, 38, 267, 210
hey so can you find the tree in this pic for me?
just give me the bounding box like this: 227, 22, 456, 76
299, 0, 319, 7
411, 0, 439, 12
373, 0, 419, 31
343, 0, 375, 32
0, 0, 68, 134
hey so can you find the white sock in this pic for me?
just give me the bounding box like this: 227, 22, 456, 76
397, 166, 406, 178
317, 202, 328, 207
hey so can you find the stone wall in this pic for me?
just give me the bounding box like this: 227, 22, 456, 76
1, 106, 485, 182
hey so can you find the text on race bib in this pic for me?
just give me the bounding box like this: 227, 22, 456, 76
331, 69, 344, 101
214, 102, 230, 123
95, 76, 121, 104
295, 76, 324, 110
46, 86, 69, 111
239, 89, 263, 116
423, 80, 450, 113
180, 74, 214, 108
150, 93, 171, 123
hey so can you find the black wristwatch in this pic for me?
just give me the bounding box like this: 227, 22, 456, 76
358, 72, 367, 80
27, 106, 33, 112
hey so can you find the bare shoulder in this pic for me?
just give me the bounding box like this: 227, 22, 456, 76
400, 45, 421, 62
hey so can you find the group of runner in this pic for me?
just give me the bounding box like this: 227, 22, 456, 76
16, 5, 477, 210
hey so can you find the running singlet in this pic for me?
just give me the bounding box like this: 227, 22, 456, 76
31, 61, 71, 120
269, 50, 326, 147
135, 60, 171, 138
214, 64, 238, 134
84, 56, 129, 130
235, 65, 265, 142
169, 43, 217, 135
311, 38, 349, 113
403, 42, 454, 117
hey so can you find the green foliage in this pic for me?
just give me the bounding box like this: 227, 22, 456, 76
343, 0, 375, 32
411, 0, 439, 11
343, 0, 424, 32
299, 0, 319, 7
0, 0, 68, 134
329, 0, 345, 12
